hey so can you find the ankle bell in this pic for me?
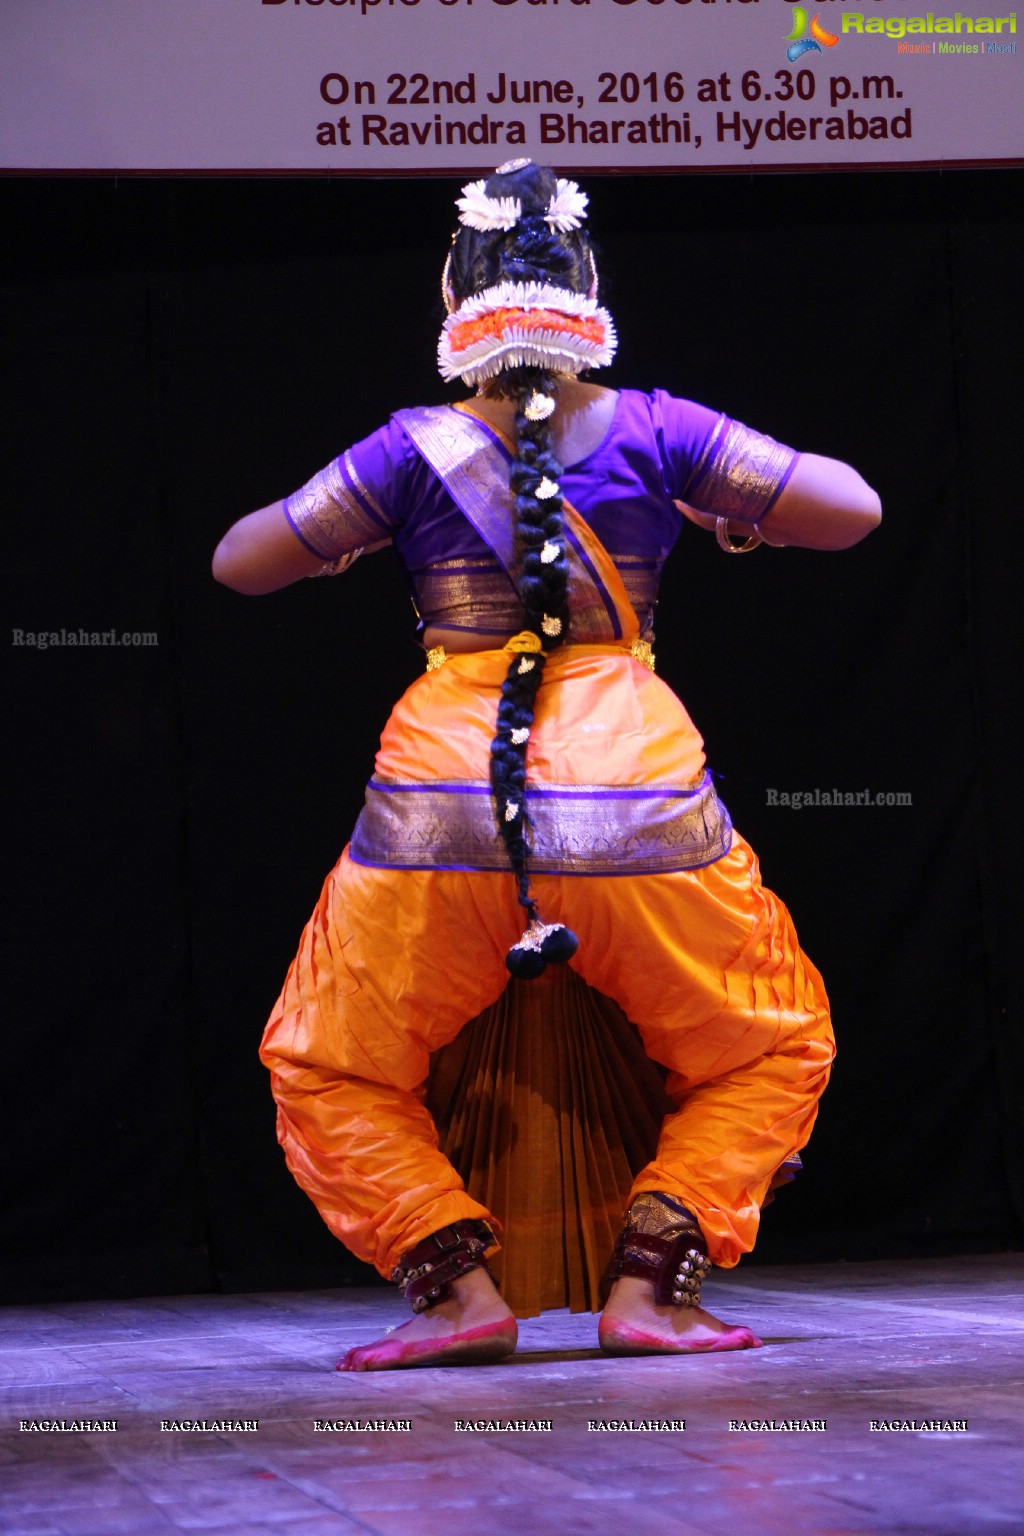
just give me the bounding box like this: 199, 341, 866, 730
608, 1193, 712, 1309
391, 1220, 498, 1314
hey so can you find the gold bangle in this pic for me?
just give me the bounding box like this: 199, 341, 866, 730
715, 517, 762, 554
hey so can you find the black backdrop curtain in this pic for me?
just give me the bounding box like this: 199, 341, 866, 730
3, 168, 1021, 1303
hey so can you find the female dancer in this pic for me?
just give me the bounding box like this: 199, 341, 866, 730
213, 162, 880, 1371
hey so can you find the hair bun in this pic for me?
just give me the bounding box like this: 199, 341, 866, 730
447, 162, 593, 310
510, 215, 548, 247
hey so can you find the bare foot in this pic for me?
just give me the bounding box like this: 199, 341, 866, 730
599, 1275, 762, 1356
337, 1266, 517, 1372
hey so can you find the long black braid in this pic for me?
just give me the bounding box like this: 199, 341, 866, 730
488, 365, 570, 942
447, 164, 597, 978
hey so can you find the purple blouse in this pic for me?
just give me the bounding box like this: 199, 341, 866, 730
283, 390, 797, 641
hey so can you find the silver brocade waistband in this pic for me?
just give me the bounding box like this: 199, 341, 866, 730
348, 771, 732, 877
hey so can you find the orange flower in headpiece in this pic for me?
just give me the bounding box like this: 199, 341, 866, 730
438, 281, 617, 388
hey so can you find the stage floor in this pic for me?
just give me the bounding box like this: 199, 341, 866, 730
2, 1254, 1022, 1536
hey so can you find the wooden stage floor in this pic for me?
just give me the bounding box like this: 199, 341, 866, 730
2, 1254, 1022, 1536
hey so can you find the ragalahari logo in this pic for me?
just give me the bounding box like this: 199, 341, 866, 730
785, 7, 1018, 56
785, 7, 840, 60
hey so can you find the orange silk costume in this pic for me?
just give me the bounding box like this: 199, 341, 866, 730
259, 399, 834, 1308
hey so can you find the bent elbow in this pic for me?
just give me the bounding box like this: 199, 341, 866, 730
211, 531, 257, 594
829, 474, 882, 549
211, 541, 232, 588
851, 484, 882, 544
211, 551, 243, 592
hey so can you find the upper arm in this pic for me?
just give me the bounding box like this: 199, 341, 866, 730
655, 393, 881, 552
756, 453, 881, 550
211, 422, 407, 595
211, 500, 326, 595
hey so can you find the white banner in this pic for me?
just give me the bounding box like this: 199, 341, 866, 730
1, 0, 1020, 173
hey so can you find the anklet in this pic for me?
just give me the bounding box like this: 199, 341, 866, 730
608, 1193, 712, 1308
392, 1220, 498, 1314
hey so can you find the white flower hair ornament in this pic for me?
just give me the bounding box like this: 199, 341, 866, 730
456, 179, 522, 233
455, 172, 589, 235
545, 179, 589, 233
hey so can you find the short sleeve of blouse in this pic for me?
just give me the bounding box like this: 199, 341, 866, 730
282, 419, 414, 561
650, 389, 799, 526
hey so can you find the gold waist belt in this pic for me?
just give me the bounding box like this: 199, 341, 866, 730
426, 634, 655, 673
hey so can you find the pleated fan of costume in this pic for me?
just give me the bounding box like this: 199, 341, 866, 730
426, 968, 674, 1317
